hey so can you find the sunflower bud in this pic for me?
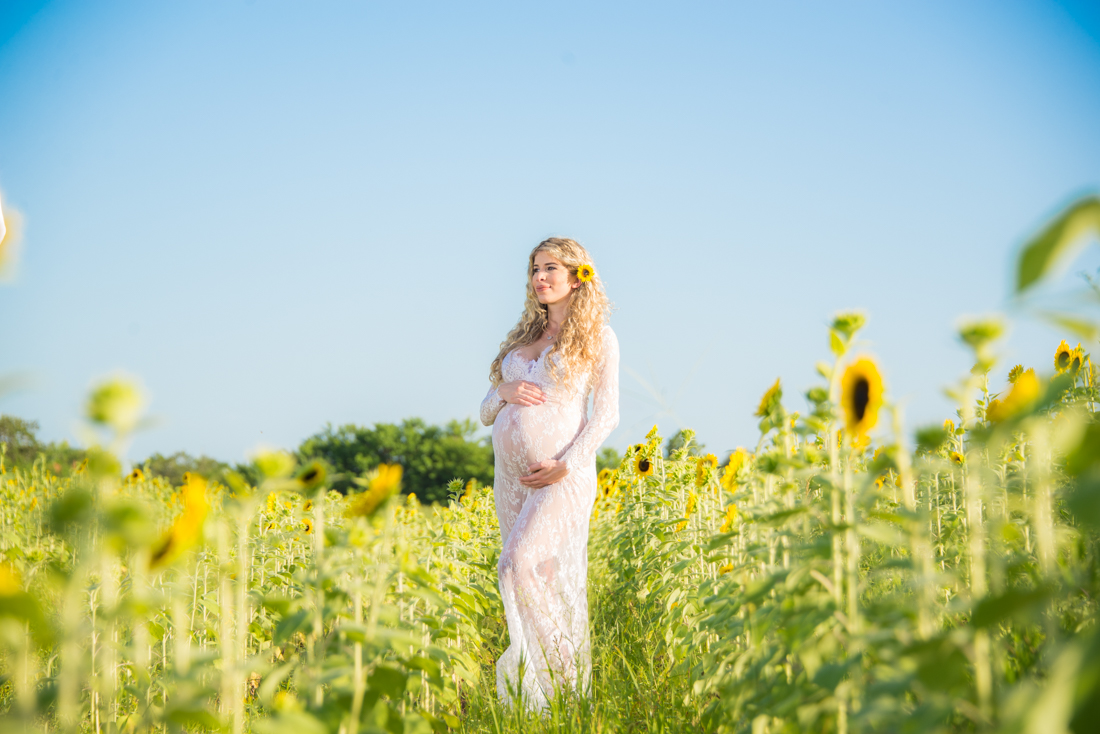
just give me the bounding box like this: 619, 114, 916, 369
86, 377, 145, 434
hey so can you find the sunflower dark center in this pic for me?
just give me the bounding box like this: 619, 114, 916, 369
1058, 352, 1071, 368
302, 468, 319, 482
639, 459, 651, 472
852, 378, 870, 422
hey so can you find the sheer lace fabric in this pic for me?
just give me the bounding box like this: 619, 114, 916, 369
479, 326, 620, 710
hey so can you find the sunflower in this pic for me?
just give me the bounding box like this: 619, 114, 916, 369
943, 419, 955, 434
461, 479, 478, 506
150, 473, 209, 570
722, 448, 748, 490
755, 379, 782, 418
949, 451, 965, 466
297, 461, 327, 492
1007, 365, 1024, 384
266, 493, 277, 513
301, 518, 314, 534
986, 368, 1040, 423
576, 264, 595, 282
840, 357, 884, 437
347, 463, 404, 518
303, 499, 313, 512
127, 467, 144, 483
1071, 344, 1085, 373
634, 454, 654, 478
646, 424, 660, 440
1055, 340, 1074, 373
718, 562, 734, 575
719, 504, 738, 533
597, 468, 614, 485
685, 491, 698, 516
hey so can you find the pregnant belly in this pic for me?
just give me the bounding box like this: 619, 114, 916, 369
493, 403, 583, 475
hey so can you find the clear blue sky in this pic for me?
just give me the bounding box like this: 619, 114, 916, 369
1, 0, 1098, 465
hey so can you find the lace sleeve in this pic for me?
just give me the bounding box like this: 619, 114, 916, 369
480, 385, 506, 427
561, 326, 620, 472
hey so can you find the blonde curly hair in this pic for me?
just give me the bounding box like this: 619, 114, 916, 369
490, 238, 611, 390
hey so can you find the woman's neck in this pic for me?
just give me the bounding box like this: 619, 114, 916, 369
546, 300, 569, 334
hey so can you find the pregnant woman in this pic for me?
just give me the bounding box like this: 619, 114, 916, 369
479, 237, 620, 710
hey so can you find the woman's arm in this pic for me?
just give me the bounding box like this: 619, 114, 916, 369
481, 380, 548, 426
560, 326, 620, 471
480, 386, 506, 426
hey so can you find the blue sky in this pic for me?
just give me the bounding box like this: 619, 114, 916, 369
0, 0, 1098, 466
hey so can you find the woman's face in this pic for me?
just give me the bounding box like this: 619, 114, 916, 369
531, 251, 578, 306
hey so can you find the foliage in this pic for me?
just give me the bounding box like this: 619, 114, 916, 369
2, 194, 1100, 733
297, 418, 493, 503
596, 447, 621, 473
0, 414, 86, 476
138, 450, 233, 486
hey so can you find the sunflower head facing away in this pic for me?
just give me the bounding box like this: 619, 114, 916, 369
755, 378, 782, 419
1071, 344, 1085, 373
1055, 340, 1074, 373
576, 264, 595, 282
840, 357, 884, 437
1007, 364, 1024, 384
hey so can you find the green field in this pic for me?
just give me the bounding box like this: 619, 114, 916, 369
2, 197, 1100, 733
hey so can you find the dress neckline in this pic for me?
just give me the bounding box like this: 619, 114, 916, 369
510, 343, 553, 365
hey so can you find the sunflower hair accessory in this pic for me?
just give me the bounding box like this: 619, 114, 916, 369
576, 264, 595, 283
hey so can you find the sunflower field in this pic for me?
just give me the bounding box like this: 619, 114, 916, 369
3, 195, 1100, 733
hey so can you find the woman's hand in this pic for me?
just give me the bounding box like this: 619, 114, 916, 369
519, 459, 568, 489
497, 380, 546, 407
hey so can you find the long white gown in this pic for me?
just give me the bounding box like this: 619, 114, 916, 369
479, 325, 620, 710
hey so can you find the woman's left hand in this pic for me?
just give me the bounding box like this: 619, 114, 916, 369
519, 459, 568, 489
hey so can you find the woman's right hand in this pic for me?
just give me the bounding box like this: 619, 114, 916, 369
497, 380, 546, 407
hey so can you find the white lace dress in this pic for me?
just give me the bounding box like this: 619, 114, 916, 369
479, 325, 620, 710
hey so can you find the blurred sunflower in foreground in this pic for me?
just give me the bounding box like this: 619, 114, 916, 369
841, 357, 883, 439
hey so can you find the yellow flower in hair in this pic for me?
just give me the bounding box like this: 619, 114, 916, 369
576, 264, 595, 282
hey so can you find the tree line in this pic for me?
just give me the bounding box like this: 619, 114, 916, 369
0, 414, 626, 503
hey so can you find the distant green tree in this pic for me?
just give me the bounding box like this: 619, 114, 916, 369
664, 429, 705, 459
0, 414, 87, 475
0, 415, 40, 466
597, 447, 622, 473
298, 418, 494, 503
138, 452, 231, 486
